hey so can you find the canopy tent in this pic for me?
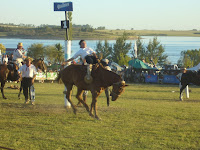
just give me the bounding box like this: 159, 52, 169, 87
187, 63, 200, 71
128, 58, 158, 70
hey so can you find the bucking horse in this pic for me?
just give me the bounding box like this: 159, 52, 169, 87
57, 63, 128, 120
0, 62, 20, 99
180, 70, 200, 101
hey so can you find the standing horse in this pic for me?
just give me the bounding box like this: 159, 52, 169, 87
180, 71, 200, 101
0, 63, 20, 99
57, 64, 127, 120
18, 59, 47, 99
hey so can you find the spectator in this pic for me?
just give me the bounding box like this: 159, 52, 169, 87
18, 57, 37, 105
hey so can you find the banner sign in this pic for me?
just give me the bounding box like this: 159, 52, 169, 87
36, 72, 46, 80
54, 2, 73, 11
46, 72, 58, 80
163, 75, 179, 84
145, 74, 158, 83
36, 72, 58, 80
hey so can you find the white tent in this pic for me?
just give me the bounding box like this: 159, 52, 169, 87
187, 63, 200, 71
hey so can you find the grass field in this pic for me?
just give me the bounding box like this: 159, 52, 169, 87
0, 82, 200, 150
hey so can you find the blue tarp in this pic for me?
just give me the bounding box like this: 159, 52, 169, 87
145, 74, 158, 83
162, 75, 179, 84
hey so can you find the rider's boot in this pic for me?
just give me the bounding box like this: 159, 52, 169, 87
86, 64, 92, 80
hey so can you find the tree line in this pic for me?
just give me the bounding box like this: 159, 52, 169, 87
1, 34, 199, 68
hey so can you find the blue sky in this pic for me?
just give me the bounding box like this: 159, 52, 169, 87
0, 0, 200, 30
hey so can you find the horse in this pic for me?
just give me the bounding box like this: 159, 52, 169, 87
18, 59, 47, 99
0, 62, 20, 99
180, 71, 200, 101
57, 63, 127, 120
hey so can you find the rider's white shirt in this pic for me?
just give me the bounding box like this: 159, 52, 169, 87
72, 47, 96, 60
13, 49, 24, 60
18, 64, 37, 78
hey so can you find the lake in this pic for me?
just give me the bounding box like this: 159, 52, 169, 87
1, 36, 200, 64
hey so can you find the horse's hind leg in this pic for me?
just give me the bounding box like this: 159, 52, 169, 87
76, 89, 90, 112
1, 82, 7, 99
18, 82, 23, 99
65, 85, 77, 114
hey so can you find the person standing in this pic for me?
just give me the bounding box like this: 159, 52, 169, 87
176, 68, 189, 99
13, 43, 27, 67
18, 57, 37, 105
3, 54, 8, 64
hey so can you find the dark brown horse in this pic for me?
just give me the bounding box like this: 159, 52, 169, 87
0, 63, 20, 99
180, 71, 200, 101
18, 59, 47, 99
57, 64, 127, 120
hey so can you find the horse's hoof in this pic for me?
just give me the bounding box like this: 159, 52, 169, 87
73, 110, 77, 115
95, 116, 102, 120
3, 97, 7, 99
89, 113, 94, 118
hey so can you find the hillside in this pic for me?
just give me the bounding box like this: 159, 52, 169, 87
0, 24, 200, 40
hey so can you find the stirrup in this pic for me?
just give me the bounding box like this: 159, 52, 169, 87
84, 75, 93, 84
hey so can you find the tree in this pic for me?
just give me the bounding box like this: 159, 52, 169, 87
177, 49, 200, 68
135, 37, 168, 66
54, 43, 64, 64
45, 43, 64, 64
0, 43, 6, 54
145, 37, 168, 65
96, 40, 112, 59
27, 43, 45, 59
111, 32, 132, 65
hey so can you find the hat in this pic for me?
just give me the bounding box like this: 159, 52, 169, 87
25, 57, 33, 61
18, 43, 23, 47
102, 59, 109, 63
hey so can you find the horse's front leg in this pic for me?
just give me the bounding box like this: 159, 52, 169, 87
91, 90, 102, 120
1, 82, 7, 99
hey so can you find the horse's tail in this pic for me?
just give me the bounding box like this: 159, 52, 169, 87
56, 70, 63, 84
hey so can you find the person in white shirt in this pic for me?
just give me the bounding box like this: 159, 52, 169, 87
18, 57, 37, 105
13, 43, 27, 67
63, 40, 98, 82
3, 54, 8, 64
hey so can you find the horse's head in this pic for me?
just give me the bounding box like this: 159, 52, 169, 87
7, 63, 20, 82
33, 59, 47, 73
110, 81, 128, 101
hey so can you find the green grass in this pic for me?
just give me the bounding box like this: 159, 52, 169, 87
0, 82, 200, 149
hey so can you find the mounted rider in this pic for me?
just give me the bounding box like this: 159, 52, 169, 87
63, 40, 98, 83
13, 43, 27, 68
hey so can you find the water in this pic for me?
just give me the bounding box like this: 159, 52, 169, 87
1, 36, 200, 64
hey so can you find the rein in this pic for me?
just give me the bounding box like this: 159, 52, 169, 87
109, 88, 122, 97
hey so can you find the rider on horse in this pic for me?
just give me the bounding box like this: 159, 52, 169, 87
13, 43, 27, 68
63, 40, 98, 83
